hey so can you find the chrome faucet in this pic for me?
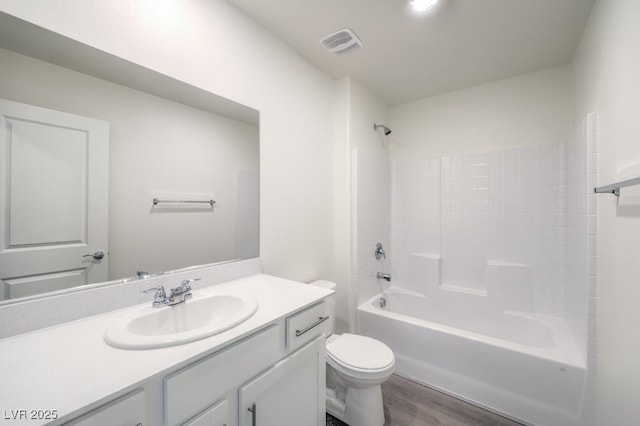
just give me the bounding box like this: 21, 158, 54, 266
143, 285, 168, 307
168, 279, 198, 304
143, 278, 200, 307
377, 272, 391, 282
135, 270, 150, 279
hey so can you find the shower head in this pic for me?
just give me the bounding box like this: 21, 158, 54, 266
373, 124, 392, 135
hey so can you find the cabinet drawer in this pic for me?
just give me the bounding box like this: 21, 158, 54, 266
165, 324, 282, 426
286, 302, 328, 351
182, 399, 229, 426
65, 389, 145, 426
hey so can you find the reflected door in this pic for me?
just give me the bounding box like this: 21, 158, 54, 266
0, 99, 109, 300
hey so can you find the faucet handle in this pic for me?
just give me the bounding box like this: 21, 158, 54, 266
180, 278, 201, 289
143, 285, 165, 295
180, 278, 199, 301
143, 286, 167, 307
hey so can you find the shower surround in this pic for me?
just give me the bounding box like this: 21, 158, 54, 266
353, 113, 597, 425
391, 143, 567, 315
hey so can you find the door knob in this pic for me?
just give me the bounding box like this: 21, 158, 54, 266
83, 251, 105, 260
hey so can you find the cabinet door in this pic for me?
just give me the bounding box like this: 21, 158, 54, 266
239, 337, 325, 426
65, 389, 145, 426
165, 325, 281, 426
182, 399, 229, 426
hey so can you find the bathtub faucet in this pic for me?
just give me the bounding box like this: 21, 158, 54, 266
376, 272, 391, 282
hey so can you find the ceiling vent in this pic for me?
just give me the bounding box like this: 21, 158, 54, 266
320, 29, 363, 54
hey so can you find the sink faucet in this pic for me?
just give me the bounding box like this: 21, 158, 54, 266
135, 270, 150, 279
376, 272, 391, 282
143, 285, 168, 307
168, 279, 199, 304
143, 278, 200, 307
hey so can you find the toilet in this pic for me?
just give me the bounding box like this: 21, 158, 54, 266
311, 280, 395, 426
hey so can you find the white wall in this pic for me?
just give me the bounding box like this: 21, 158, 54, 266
0, 1, 339, 286
389, 66, 573, 160
333, 78, 352, 333
335, 77, 391, 331
0, 48, 258, 280
342, 78, 392, 317
573, 0, 640, 423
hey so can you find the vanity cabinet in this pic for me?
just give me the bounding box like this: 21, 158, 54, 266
164, 325, 282, 426
181, 400, 229, 426
0, 273, 334, 426
238, 337, 325, 426
54, 298, 328, 426
164, 302, 327, 426
64, 389, 145, 426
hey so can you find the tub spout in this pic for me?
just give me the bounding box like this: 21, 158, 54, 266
377, 272, 391, 282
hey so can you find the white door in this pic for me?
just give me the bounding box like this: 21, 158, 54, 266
0, 99, 109, 301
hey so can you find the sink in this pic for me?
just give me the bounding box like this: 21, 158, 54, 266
104, 293, 259, 349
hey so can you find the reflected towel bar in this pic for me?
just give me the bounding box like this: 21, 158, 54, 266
152, 198, 215, 207
594, 176, 640, 197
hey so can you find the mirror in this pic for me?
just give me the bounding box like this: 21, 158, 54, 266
0, 13, 259, 303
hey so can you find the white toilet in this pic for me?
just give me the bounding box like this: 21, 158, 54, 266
311, 280, 395, 426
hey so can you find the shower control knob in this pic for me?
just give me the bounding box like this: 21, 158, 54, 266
375, 242, 386, 260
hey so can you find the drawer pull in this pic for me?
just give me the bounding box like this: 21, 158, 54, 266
248, 402, 257, 426
295, 315, 329, 337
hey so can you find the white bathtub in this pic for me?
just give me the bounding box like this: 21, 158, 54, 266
358, 288, 588, 426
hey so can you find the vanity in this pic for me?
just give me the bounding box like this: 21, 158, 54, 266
0, 272, 332, 425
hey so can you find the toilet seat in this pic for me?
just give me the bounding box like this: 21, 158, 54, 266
326, 333, 395, 380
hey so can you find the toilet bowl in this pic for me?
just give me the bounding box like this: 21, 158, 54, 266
310, 280, 395, 426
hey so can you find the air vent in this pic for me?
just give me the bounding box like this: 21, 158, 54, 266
320, 29, 363, 54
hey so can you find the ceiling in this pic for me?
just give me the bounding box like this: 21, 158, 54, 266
227, 0, 595, 105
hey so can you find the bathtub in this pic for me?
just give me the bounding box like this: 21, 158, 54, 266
358, 287, 587, 426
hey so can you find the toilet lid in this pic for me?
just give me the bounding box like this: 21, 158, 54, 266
326, 333, 394, 371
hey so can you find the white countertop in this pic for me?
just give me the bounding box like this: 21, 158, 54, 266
0, 274, 331, 425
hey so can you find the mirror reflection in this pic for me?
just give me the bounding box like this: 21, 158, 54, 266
0, 19, 259, 304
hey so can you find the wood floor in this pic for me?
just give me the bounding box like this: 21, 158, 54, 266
381, 374, 523, 426
327, 374, 523, 426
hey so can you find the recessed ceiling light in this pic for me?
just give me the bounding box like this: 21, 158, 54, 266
410, 0, 439, 12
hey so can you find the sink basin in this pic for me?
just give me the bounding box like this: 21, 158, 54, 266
104, 293, 259, 349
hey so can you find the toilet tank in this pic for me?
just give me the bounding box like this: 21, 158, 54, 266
309, 280, 336, 332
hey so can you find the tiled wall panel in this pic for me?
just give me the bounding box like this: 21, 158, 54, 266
354, 125, 595, 360
387, 139, 590, 322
